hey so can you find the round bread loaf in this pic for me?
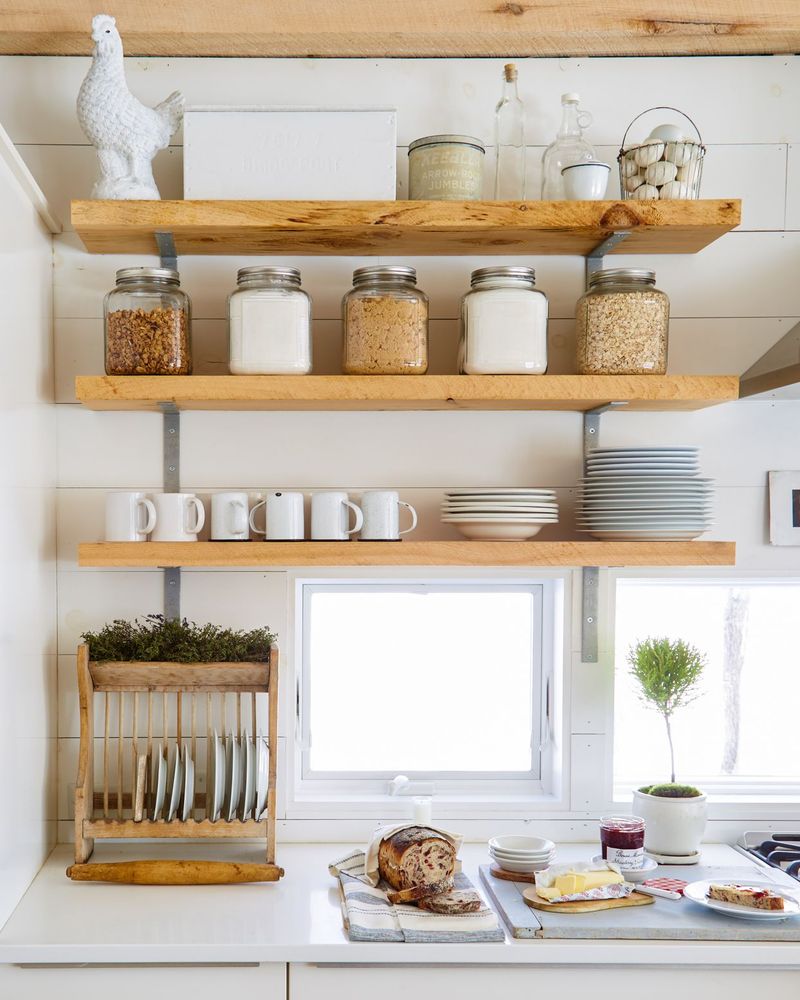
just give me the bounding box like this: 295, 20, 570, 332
378, 826, 457, 894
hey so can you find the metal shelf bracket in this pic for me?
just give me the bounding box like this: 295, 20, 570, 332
159, 402, 181, 620
155, 231, 177, 271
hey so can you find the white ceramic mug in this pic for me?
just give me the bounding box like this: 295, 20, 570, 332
561, 161, 611, 200
249, 491, 305, 540
311, 491, 364, 541
150, 493, 206, 542
211, 491, 250, 541
360, 490, 418, 540
105, 491, 156, 542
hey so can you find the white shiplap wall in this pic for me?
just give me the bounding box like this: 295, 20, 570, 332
0, 129, 57, 921
1, 54, 799, 842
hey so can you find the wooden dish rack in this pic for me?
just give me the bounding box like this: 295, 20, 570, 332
68, 642, 283, 884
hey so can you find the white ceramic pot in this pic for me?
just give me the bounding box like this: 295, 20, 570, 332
632, 788, 707, 856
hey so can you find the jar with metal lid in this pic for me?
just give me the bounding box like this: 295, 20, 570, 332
104, 267, 192, 375
576, 268, 669, 375
342, 266, 429, 375
459, 266, 548, 374
408, 135, 485, 200
228, 266, 312, 375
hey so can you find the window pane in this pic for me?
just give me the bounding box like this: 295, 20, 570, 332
614, 580, 800, 788
306, 586, 538, 774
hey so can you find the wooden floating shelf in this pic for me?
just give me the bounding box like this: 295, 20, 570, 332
75, 374, 740, 413
5, 4, 798, 57
78, 540, 736, 569
71, 199, 741, 257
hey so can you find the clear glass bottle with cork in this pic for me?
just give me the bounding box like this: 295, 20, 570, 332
541, 93, 596, 200
494, 63, 526, 200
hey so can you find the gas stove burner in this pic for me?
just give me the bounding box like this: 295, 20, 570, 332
741, 832, 800, 882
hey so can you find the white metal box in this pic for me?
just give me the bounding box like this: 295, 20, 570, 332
183, 106, 397, 200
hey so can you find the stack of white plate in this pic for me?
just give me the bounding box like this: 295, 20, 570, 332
577, 447, 713, 540
441, 488, 559, 540
488, 834, 556, 874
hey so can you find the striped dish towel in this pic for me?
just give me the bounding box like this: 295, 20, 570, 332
330, 849, 505, 943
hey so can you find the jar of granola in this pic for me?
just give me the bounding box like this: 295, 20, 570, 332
576, 268, 669, 375
104, 267, 192, 375
342, 266, 429, 375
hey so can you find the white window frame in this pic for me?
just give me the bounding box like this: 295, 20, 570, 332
601, 567, 800, 818
285, 568, 569, 819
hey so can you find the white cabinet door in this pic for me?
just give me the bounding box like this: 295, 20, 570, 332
0, 962, 286, 999
291, 963, 800, 1000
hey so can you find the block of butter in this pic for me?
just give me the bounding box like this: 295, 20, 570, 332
534, 861, 631, 904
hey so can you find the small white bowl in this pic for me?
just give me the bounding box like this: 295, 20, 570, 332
489, 835, 555, 855
561, 161, 610, 200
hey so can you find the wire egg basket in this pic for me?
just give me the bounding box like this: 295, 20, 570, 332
618, 107, 706, 201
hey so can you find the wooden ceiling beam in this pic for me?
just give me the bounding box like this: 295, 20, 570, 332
1, 2, 799, 57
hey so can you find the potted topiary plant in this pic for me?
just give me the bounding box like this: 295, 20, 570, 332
628, 636, 708, 858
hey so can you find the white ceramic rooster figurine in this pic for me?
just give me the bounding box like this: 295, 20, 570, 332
77, 13, 183, 199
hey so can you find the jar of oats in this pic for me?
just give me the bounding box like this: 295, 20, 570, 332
576, 268, 669, 375
104, 267, 192, 375
342, 266, 429, 375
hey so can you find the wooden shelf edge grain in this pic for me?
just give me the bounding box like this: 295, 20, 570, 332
78, 540, 737, 569
75, 374, 741, 413
70, 199, 741, 256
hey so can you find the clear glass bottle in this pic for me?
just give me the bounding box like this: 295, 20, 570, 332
104, 267, 192, 375
576, 268, 670, 375
494, 63, 526, 199
228, 266, 312, 374
342, 266, 429, 375
459, 267, 548, 374
541, 93, 596, 200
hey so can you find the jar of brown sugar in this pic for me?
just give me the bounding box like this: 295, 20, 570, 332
104, 267, 192, 375
342, 266, 429, 375
576, 268, 669, 375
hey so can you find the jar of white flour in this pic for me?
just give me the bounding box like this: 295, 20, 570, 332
228, 266, 312, 374
458, 266, 548, 374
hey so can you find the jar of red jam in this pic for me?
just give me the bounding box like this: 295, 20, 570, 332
600, 815, 645, 870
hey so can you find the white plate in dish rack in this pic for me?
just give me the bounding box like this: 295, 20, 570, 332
683, 879, 800, 920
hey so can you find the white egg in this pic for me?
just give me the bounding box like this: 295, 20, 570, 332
633, 140, 665, 167
624, 172, 645, 192
664, 141, 698, 167
676, 162, 699, 183
648, 123, 685, 143
621, 155, 640, 178
645, 160, 678, 186
632, 183, 660, 200
659, 180, 691, 200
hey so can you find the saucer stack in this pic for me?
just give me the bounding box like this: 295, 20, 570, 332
442, 488, 559, 540
489, 835, 556, 874
577, 447, 713, 540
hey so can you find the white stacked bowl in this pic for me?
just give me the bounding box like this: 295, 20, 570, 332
488, 834, 556, 873
442, 489, 559, 541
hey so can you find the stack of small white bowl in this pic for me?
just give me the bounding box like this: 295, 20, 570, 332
577, 447, 713, 540
488, 834, 556, 874
441, 488, 559, 540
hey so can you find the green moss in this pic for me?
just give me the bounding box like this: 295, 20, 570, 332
82, 614, 275, 662
644, 782, 703, 798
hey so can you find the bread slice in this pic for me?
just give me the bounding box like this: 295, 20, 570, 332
708, 883, 785, 910
418, 888, 483, 914
387, 875, 454, 905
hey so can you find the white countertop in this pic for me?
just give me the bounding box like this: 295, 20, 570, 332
1, 842, 799, 967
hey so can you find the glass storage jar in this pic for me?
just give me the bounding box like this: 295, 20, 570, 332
459, 266, 548, 374
408, 135, 485, 200
342, 266, 429, 375
576, 268, 669, 375
228, 266, 312, 374
104, 267, 192, 375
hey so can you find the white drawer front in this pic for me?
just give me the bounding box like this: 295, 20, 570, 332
0, 962, 285, 998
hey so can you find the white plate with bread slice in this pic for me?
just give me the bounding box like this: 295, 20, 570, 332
684, 879, 800, 920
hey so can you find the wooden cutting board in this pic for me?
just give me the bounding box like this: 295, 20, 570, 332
523, 887, 654, 913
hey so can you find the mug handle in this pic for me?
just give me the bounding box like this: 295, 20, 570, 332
230, 500, 248, 535
249, 498, 267, 536
344, 500, 364, 535
186, 497, 206, 535
138, 498, 156, 535
398, 501, 418, 535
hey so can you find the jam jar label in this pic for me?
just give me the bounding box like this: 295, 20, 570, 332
606, 846, 645, 870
